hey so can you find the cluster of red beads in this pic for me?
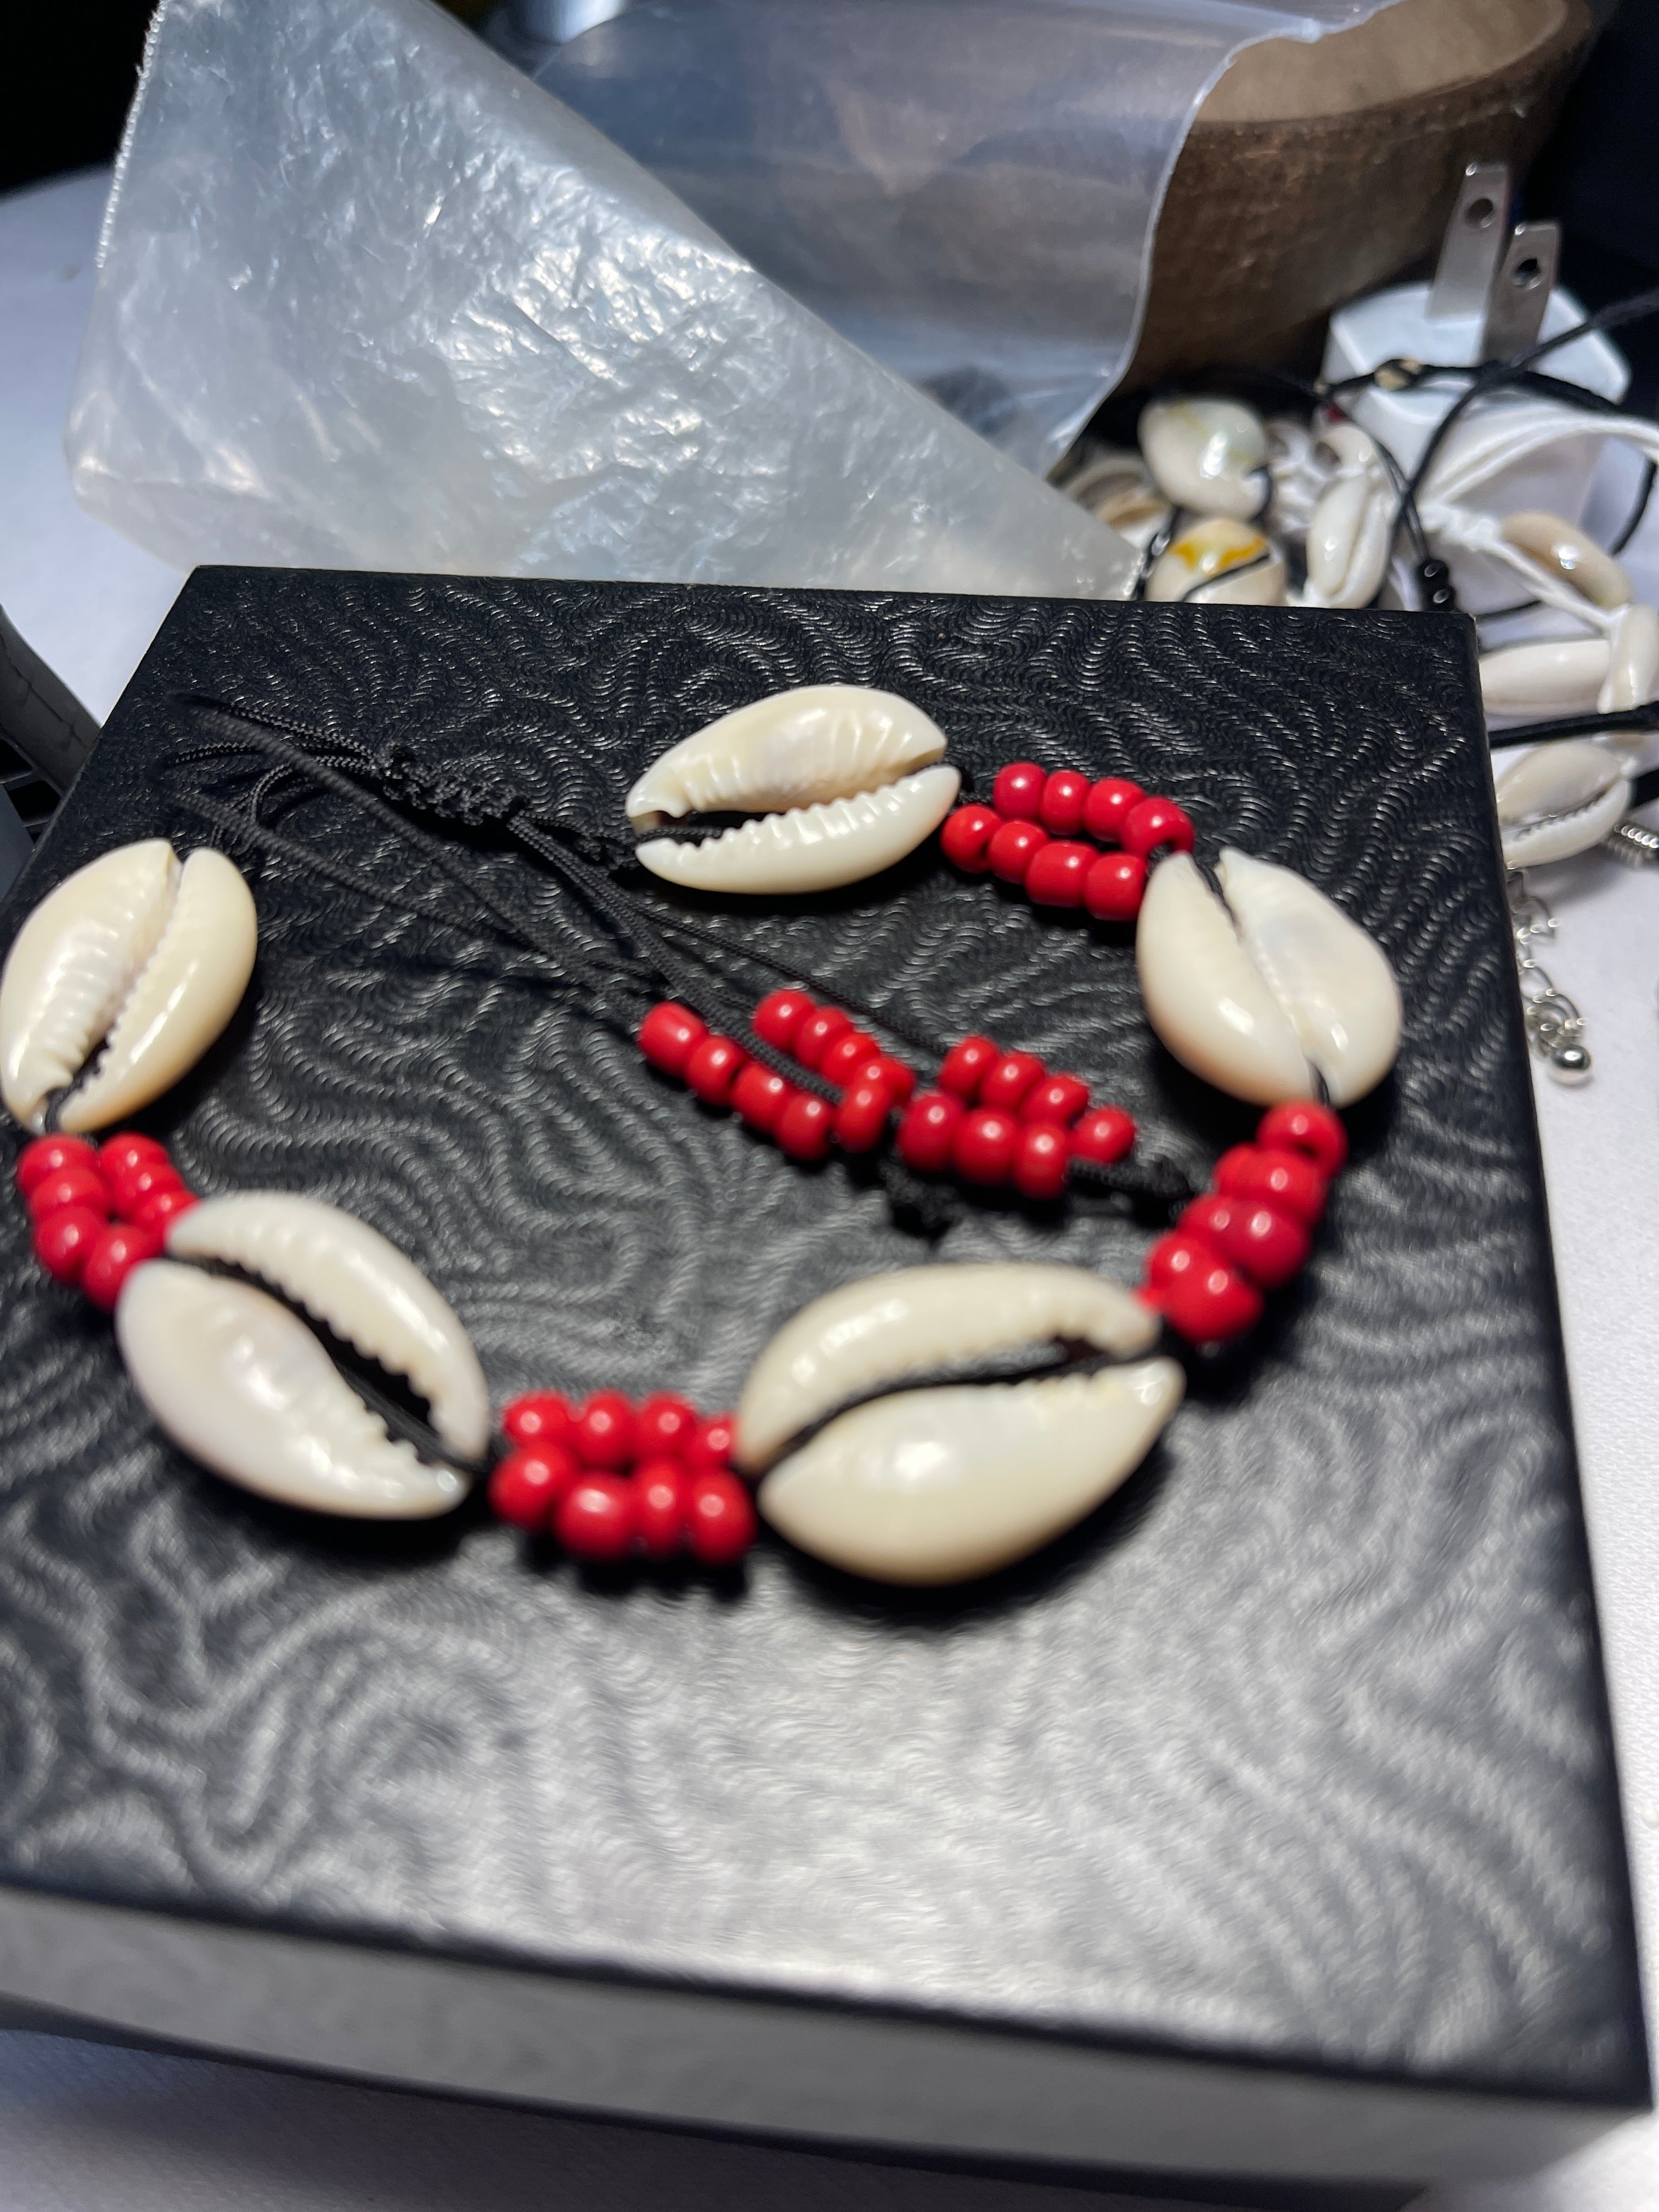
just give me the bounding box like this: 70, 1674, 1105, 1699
893, 1035, 1137, 1201
1139, 1101, 1348, 1346
489, 1389, 756, 1567
941, 763, 1195, 923
15, 1131, 197, 1311
639, 991, 917, 1163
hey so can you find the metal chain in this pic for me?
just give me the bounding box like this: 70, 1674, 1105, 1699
1506, 870, 1592, 1084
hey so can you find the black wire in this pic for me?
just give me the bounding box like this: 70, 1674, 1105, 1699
1611, 458, 1658, 555
1488, 706, 1659, 749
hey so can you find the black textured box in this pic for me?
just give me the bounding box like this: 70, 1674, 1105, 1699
0, 570, 1644, 2206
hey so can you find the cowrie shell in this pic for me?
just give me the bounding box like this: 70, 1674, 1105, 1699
1598, 602, 1659, 716
736, 1263, 1160, 1475
1303, 428, 1392, 611
1139, 398, 1269, 522
759, 1365, 1183, 1587
0, 840, 256, 1133
737, 1261, 1179, 1585
1500, 512, 1630, 611
1137, 850, 1401, 1108
627, 685, 958, 894
635, 768, 961, 896
1480, 640, 1610, 719
116, 1192, 488, 1520
1494, 741, 1632, 868
1144, 516, 1286, 607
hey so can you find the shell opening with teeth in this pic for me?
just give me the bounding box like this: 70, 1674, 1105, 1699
737, 1263, 1182, 1585
115, 1192, 488, 1520
627, 685, 961, 895
0, 839, 258, 1134
1137, 850, 1401, 1108
1494, 741, 1633, 869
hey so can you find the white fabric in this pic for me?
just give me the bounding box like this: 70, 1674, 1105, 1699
4, 168, 1659, 2212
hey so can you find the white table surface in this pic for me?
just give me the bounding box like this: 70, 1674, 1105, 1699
2, 167, 1657, 2212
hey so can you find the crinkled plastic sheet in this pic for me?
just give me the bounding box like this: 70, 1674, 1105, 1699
64, 0, 1136, 598
503, 0, 1404, 473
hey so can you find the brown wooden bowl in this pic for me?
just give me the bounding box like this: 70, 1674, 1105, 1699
1121, 0, 1592, 393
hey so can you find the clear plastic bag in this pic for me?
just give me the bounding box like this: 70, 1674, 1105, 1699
65, 0, 1135, 599
505, 0, 1403, 472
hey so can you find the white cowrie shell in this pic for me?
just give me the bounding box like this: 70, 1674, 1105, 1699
1144, 517, 1287, 607
1494, 741, 1633, 868
625, 686, 947, 830
1500, 512, 1630, 611
1137, 850, 1401, 1107
758, 1363, 1183, 1587
165, 1192, 491, 1463
116, 1263, 470, 1521
635, 767, 961, 896
1598, 602, 1659, 714
736, 1263, 1160, 1476
1304, 471, 1392, 610
1057, 448, 1172, 548
0, 840, 257, 1133
1480, 640, 1611, 719
1139, 398, 1269, 522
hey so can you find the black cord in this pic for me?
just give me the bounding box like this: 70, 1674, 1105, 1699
1488, 706, 1659, 750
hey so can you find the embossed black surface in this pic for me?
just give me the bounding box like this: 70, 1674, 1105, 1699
0, 571, 1644, 2109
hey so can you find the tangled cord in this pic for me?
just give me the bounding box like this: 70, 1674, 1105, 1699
160, 696, 1196, 1234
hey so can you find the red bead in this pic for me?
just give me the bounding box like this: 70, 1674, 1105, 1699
775, 1091, 834, 1161
1144, 1237, 1263, 1345
991, 761, 1047, 820
1214, 1144, 1326, 1227
940, 804, 1002, 873
16, 1135, 99, 1197
555, 1474, 637, 1562
27, 1165, 111, 1223
1257, 1101, 1348, 1179
638, 1001, 706, 1077
1070, 1106, 1136, 1166
634, 1457, 692, 1556
1024, 839, 1094, 908
574, 1389, 637, 1469
792, 1007, 851, 1070
1121, 796, 1195, 859
31, 1205, 108, 1286
952, 1107, 1019, 1185
685, 1034, 746, 1106
1180, 1194, 1310, 1290
752, 989, 814, 1052
489, 1444, 579, 1530
97, 1132, 169, 1181
80, 1222, 162, 1312
1013, 1122, 1069, 1200
818, 1029, 879, 1085
732, 1063, 794, 1132
856, 1054, 916, 1106
636, 1392, 700, 1458
106, 1159, 184, 1216
1082, 777, 1144, 843
979, 1052, 1045, 1113
1023, 1074, 1090, 1127
896, 1090, 963, 1172
938, 1035, 999, 1101
1083, 851, 1147, 922
987, 819, 1049, 884
686, 1471, 758, 1567
128, 1186, 199, 1233
686, 1412, 737, 1470
503, 1391, 574, 1448
835, 1075, 894, 1153
1039, 770, 1091, 836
